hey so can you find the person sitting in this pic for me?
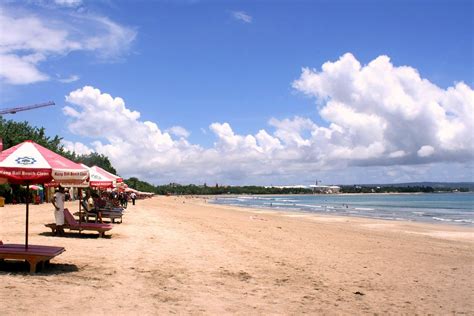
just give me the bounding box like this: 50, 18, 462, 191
84, 193, 103, 223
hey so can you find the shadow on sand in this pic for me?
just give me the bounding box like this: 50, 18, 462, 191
39, 232, 112, 239
0, 260, 79, 275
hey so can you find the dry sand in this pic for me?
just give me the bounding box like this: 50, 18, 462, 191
1, 196, 473, 315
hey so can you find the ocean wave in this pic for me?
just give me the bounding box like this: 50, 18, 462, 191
432, 217, 453, 222
275, 199, 299, 202
295, 204, 323, 208
453, 219, 474, 224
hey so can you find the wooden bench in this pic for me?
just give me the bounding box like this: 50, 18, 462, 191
79, 201, 124, 223
75, 209, 123, 224
0, 243, 65, 273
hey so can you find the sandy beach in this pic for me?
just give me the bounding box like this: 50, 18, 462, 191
1, 196, 473, 315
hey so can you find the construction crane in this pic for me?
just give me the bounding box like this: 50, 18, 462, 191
0, 101, 55, 115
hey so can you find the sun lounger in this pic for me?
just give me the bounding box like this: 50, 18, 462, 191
45, 209, 113, 237
0, 241, 65, 273
78, 200, 124, 223
78, 200, 100, 222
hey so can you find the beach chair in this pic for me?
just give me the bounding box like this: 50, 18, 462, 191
99, 208, 124, 224
45, 209, 113, 238
0, 241, 65, 273
77, 200, 100, 223
77, 200, 124, 224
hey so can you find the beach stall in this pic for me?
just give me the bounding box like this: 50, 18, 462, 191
0, 140, 89, 272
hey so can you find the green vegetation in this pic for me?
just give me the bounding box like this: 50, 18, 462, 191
75, 152, 117, 175
0, 117, 70, 158
154, 184, 313, 195
125, 177, 157, 193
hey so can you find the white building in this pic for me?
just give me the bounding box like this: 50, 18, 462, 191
309, 185, 341, 194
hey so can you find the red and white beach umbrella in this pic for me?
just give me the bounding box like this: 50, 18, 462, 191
0, 140, 89, 248
81, 164, 115, 188
91, 165, 123, 184
0, 140, 89, 184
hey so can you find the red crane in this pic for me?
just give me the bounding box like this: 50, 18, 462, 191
0, 101, 55, 115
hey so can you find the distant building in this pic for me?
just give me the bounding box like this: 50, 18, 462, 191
264, 185, 309, 189
309, 185, 341, 194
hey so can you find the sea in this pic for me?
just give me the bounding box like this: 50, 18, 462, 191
211, 193, 474, 226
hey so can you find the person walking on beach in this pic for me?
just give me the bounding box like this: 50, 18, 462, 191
131, 192, 137, 205
52, 187, 66, 236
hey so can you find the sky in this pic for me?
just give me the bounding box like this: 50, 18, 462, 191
0, 0, 473, 186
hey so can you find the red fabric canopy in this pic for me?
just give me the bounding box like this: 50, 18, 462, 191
91, 165, 123, 183
0, 140, 89, 184
0, 140, 89, 249
82, 164, 114, 188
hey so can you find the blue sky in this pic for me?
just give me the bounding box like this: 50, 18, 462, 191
1, 0, 473, 185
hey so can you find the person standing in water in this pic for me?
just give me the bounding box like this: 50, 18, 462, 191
52, 187, 66, 236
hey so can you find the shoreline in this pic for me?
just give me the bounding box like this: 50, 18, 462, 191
1, 196, 473, 314
207, 193, 474, 228
196, 196, 474, 242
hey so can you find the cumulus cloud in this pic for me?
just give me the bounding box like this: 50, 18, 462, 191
62, 52, 473, 184
417, 145, 435, 157
0, 5, 136, 84
165, 126, 190, 138
62, 86, 283, 183
61, 140, 93, 155
292, 53, 474, 167
232, 11, 252, 23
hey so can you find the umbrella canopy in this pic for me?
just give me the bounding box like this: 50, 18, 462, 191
0, 140, 89, 184
0, 140, 89, 248
91, 165, 123, 185
21, 184, 43, 190
81, 164, 115, 188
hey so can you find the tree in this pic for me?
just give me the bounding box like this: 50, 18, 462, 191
76, 152, 117, 175
125, 177, 157, 193
0, 117, 73, 159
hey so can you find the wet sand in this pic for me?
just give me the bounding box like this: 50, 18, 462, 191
1, 196, 473, 314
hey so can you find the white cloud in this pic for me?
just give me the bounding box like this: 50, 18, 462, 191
232, 11, 252, 23
53, 0, 82, 7
61, 140, 93, 155
62, 52, 473, 184
0, 5, 136, 85
58, 74, 79, 83
166, 126, 190, 138
293, 53, 474, 167
0, 53, 49, 84
417, 145, 435, 157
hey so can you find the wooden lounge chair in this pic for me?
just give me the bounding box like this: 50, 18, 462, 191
45, 209, 113, 238
96, 208, 123, 224
0, 241, 65, 273
77, 200, 100, 223
78, 200, 124, 224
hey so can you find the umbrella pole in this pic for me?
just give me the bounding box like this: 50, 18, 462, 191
78, 188, 82, 234
25, 182, 29, 250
